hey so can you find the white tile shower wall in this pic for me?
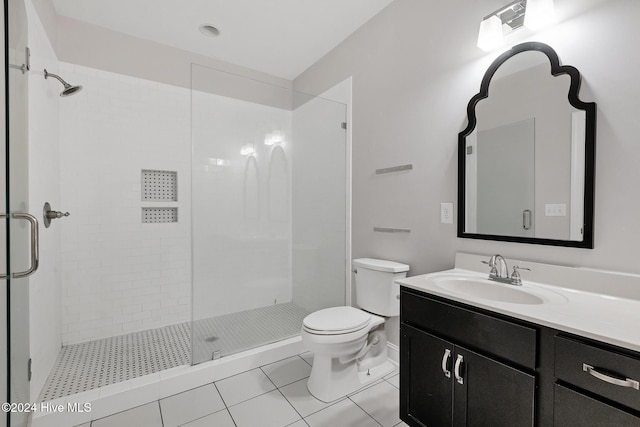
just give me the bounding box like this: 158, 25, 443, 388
58, 62, 192, 344
25, 0, 62, 399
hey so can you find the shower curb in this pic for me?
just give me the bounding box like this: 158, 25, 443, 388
29, 337, 305, 427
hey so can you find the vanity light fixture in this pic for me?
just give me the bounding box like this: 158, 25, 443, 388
477, 0, 555, 52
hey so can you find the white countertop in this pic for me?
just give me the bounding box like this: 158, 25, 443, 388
397, 256, 640, 353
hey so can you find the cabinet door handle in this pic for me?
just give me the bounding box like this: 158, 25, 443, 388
454, 354, 464, 385
583, 364, 640, 390
441, 349, 451, 378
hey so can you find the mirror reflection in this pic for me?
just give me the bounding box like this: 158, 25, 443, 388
458, 42, 596, 247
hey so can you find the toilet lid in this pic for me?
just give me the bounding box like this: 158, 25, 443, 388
303, 306, 371, 334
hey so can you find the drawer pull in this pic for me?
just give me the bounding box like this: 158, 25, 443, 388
442, 349, 452, 378
582, 364, 640, 390
454, 354, 464, 385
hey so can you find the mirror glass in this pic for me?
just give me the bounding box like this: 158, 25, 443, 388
458, 43, 595, 248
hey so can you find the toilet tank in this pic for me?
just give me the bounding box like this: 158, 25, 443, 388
352, 258, 410, 317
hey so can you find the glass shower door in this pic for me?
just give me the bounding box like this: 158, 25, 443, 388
190, 64, 348, 364
3, 1, 32, 426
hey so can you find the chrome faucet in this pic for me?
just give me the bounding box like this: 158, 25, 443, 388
482, 254, 509, 281
482, 255, 530, 286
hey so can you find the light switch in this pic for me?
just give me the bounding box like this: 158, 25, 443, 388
441, 203, 454, 224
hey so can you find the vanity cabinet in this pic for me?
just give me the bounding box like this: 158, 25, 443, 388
400, 287, 640, 427
554, 336, 640, 426
401, 325, 535, 427
400, 290, 535, 427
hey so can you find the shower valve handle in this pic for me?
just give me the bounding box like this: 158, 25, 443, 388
43, 202, 70, 228
46, 210, 70, 219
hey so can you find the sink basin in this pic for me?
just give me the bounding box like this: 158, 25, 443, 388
432, 276, 567, 305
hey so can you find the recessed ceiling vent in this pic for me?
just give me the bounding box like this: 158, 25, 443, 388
199, 24, 220, 37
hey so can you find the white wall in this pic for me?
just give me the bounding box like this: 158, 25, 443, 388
58, 63, 191, 344
294, 0, 640, 345
25, 0, 62, 400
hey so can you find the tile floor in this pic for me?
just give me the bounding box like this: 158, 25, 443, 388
74, 352, 408, 427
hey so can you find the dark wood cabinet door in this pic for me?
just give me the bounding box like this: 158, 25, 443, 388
454, 347, 535, 427
554, 384, 640, 427
401, 324, 454, 426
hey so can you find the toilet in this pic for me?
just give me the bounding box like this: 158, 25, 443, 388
301, 258, 410, 402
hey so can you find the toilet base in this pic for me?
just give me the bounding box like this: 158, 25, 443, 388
306, 355, 395, 403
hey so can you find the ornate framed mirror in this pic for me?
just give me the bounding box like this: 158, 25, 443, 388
458, 42, 596, 248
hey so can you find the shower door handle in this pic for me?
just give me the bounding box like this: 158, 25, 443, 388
1, 212, 40, 279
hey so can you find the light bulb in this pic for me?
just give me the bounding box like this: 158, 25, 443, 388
477, 15, 504, 52
524, 0, 555, 31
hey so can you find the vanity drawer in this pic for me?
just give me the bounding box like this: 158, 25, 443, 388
401, 289, 537, 369
555, 335, 640, 412
554, 384, 640, 426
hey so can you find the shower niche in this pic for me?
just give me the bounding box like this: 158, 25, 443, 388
141, 169, 178, 223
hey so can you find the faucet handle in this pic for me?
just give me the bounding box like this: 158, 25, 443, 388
510, 265, 531, 285
481, 258, 498, 277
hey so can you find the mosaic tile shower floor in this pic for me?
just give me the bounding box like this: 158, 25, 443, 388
41, 303, 309, 401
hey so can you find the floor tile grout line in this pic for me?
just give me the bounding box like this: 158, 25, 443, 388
159, 380, 214, 402
346, 378, 385, 398
224, 404, 240, 427
286, 417, 310, 427
299, 353, 313, 367
90, 400, 160, 425
384, 377, 399, 389
347, 395, 385, 427
219, 382, 277, 409
157, 400, 165, 427
296, 396, 348, 420
213, 379, 232, 409
174, 407, 234, 427
274, 388, 304, 424
259, 365, 283, 390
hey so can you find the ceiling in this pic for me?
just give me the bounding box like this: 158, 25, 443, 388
52, 0, 394, 80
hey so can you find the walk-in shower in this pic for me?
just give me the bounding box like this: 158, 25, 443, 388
6, 1, 350, 424
34, 62, 349, 401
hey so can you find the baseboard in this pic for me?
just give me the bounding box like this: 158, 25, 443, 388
387, 342, 399, 366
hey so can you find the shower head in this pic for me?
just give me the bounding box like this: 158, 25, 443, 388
44, 69, 83, 97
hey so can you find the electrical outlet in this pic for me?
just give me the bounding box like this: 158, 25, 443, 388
545, 203, 567, 217
441, 203, 454, 224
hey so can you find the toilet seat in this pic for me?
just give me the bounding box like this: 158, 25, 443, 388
303, 306, 371, 335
